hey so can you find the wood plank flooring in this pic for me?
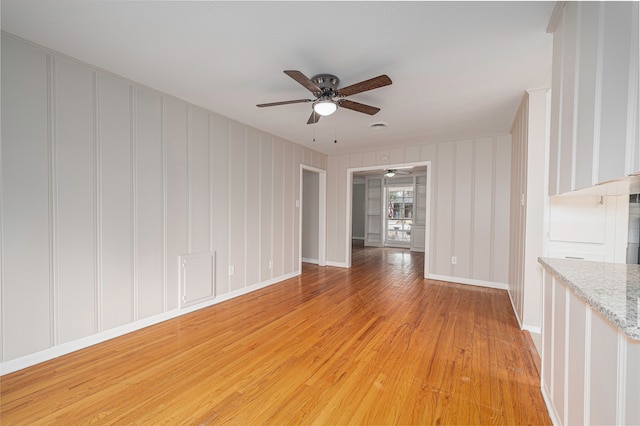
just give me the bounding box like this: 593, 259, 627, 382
1, 242, 550, 425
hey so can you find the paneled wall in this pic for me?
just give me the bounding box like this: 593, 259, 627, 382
509, 89, 548, 331
326, 135, 512, 287
0, 34, 326, 367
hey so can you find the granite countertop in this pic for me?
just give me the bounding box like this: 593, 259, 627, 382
539, 258, 640, 341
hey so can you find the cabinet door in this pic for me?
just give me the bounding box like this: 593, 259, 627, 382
550, 1, 639, 193
549, 2, 580, 195
410, 225, 425, 252
566, 290, 587, 426
625, 2, 639, 177
574, 2, 600, 190
589, 311, 619, 425
597, 1, 637, 184
558, 1, 579, 194
626, 339, 640, 425
414, 175, 428, 225
549, 3, 565, 196
364, 177, 383, 247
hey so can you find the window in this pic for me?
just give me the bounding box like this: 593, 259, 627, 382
386, 186, 413, 245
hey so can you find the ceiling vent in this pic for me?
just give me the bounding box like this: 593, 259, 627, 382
369, 122, 388, 129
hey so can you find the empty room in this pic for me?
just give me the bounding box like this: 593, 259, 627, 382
1, 1, 639, 424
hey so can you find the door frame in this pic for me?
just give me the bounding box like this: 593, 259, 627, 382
345, 161, 432, 278
299, 165, 327, 269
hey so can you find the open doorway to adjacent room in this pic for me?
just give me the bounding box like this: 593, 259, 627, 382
299, 165, 326, 268
347, 162, 431, 278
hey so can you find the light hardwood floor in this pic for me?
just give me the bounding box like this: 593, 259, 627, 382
1, 242, 550, 425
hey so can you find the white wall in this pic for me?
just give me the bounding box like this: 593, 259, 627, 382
326, 136, 512, 288
0, 34, 327, 369
301, 170, 319, 263
509, 88, 548, 332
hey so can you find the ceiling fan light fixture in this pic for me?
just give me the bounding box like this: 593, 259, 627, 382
384, 170, 396, 178
313, 99, 337, 116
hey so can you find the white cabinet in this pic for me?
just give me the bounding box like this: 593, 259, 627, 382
410, 225, 425, 252
364, 174, 427, 249
547, 195, 629, 263
540, 262, 640, 426
410, 176, 428, 252
364, 177, 383, 247
549, 2, 639, 195
414, 175, 428, 225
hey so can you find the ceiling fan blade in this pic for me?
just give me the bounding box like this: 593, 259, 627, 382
339, 99, 380, 115
337, 74, 392, 97
284, 70, 322, 93
257, 99, 311, 108
307, 111, 321, 124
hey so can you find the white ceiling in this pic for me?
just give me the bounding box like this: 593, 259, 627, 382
1, 1, 554, 156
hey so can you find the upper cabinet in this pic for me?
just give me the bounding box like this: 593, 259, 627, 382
548, 1, 639, 195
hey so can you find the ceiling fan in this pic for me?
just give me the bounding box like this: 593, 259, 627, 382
257, 70, 392, 124
384, 169, 411, 177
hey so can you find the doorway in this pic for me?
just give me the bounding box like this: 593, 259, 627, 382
346, 161, 431, 278
300, 165, 326, 268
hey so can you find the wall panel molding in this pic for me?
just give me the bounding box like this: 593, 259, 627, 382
489, 137, 498, 280
131, 85, 138, 322
327, 135, 512, 288
469, 141, 477, 277
162, 98, 168, 312
46, 54, 58, 347
95, 72, 103, 333
0, 33, 326, 369
186, 106, 192, 254
430, 143, 439, 271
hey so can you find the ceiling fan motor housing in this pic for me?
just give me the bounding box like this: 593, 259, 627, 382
311, 74, 340, 94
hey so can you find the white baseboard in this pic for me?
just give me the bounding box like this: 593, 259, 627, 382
326, 261, 349, 268
506, 287, 524, 329
523, 324, 542, 334
427, 274, 509, 290
541, 383, 561, 426
301, 257, 319, 264
0, 270, 300, 376
505, 285, 542, 334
